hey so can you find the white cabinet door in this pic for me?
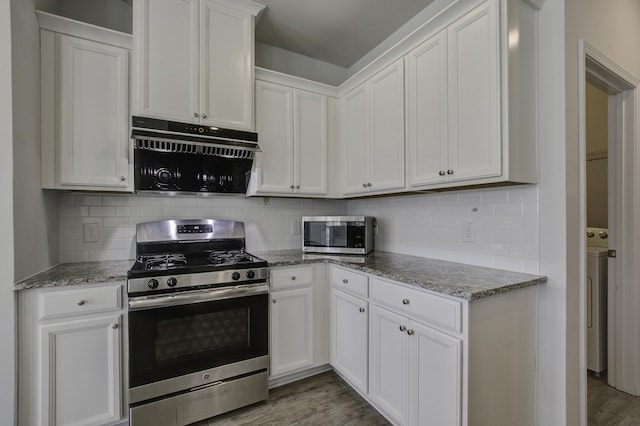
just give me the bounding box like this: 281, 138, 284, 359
370, 305, 410, 425
39, 314, 122, 426
58, 35, 130, 189
406, 30, 448, 187
331, 288, 368, 394
409, 319, 462, 426
134, 0, 199, 123
253, 81, 328, 196
270, 287, 314, 377
369, 59, 405, 192
294, 89, 328, 195
447, 0, 500, 182
341, 85, 369, 195
255, 80, 294, 193
134, 0, 259, 130
201, 0, 254, 130
341, 59, 405, 196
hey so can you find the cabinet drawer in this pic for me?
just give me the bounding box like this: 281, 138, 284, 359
39, 284, 122, 320
330, 266, 368, 298
371, 278, 461, 334
270, 265, 315, 290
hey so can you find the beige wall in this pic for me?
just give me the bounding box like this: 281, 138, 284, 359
1, 0, 15, 422
11, 0, 59, 282
565, 0, 640, 421
585, 83, 608, 228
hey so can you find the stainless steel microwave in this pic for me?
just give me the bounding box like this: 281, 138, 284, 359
302, 216, 375, 255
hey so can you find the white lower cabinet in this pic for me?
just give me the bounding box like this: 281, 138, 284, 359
269, 264, 328, 381
370, 304, 462, 426
330, 288, 369, 395
18, 282, 126, 426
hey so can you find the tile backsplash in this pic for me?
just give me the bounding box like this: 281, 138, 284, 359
59, 186, 539, 274
59, 194, 344, 263
348, 186, 539, 274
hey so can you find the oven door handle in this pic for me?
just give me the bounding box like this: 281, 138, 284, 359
128, 284, 268, 311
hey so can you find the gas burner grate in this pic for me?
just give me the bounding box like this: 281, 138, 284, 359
140, 254, 188, 271
208, 251, 254, 265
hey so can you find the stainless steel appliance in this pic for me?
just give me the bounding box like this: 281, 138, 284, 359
302, 216, 375, 255
127, 219, 269, 426
131, 116, 258, 196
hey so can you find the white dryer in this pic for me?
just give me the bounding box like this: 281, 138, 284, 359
586, 227, 608, 374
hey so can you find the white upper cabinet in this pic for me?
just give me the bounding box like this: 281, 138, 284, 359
406, 0, 537, 190
341, 59, 405, 196
134, 0, 263, 131
250, 79, 328, 196
38, 12, 132, 192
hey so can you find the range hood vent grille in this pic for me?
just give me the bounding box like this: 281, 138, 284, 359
133, 137, 255, 160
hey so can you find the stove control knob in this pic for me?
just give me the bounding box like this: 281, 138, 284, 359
231, 272, 241, 281
167, 277, 177, 287
246, 270, 255, 279
147, 279, 159, 289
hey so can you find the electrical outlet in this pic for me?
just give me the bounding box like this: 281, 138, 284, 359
462, 221, 475, 243
291, 220, 301, 236
83, 223, 100, 242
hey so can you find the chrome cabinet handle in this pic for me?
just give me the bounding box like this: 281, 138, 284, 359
77, 300, 86, 306
362, 183, 367, 188
272, 299, 277, 303
359, 307, 365, 313
342, 279, 348, 284
119, 176, 126, 181
112, 323, 119, 329
193, 112, 199, 118
402, 299, 410, 305
439, 171, 445, 176
399, 325, 407, 332
447, 169, 454, 175
201, 113, 207, 119
407, 329, 415, 336
367, 182, 372, 187
291, 276, 296, 281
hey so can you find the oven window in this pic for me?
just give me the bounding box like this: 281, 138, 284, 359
129, 293, 268, 388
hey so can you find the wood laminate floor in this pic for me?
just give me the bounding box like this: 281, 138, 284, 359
193, 371, 390, 426
588, 371, 640, 425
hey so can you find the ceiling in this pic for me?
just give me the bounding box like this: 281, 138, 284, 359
254, 0, 435, 69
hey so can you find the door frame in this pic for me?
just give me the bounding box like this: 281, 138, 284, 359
578, 39, 640, 421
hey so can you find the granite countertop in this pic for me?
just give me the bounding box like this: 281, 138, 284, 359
14, 260, 133, 291
14, 251, 546, 301
256, 250, 547, 301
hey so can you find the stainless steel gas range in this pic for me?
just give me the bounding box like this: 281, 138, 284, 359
126, 219, 269, 426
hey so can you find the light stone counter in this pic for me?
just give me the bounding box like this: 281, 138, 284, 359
256, 250, 546, 301
14, 260, 133, 291
14, 251, 546, 300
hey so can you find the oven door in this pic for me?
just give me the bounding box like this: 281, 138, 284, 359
128, 288, 268, 403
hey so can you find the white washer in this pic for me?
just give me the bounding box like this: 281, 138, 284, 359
586, 227, 608, 374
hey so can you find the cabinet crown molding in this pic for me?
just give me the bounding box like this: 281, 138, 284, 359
35, 10, 132, 49
209, 0, 266, 21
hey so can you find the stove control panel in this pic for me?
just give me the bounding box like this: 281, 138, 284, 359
127, 267, 269, 295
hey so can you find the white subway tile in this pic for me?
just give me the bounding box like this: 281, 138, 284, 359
481, 189, 509, 203
494, 202, 524, 216
103, 196, 130, 206
89, 206, 115, 217
81, 195, 102, 206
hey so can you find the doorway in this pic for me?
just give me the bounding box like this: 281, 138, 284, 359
579, 40, 640, 422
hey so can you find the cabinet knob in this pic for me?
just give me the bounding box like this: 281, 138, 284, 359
367, 182, 372, 187
77, 300, 86, 306
363, 183, 367, 188
296, 185, 300, 189
201, 113, 207, 119
342, 279, 348, 284
112, 323, 119, 329
447, 169, 454, 175
399, 325, 407, 332
359, 307, 365, 313
439, 171, 445, 176
291, 276, 296, 281
272, 299, 277, 303
291, 185, 295, 189
402, 299, 410, 305
193, 112, 199, 118
119, 176, 126, 181
407, 329, 415, 336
